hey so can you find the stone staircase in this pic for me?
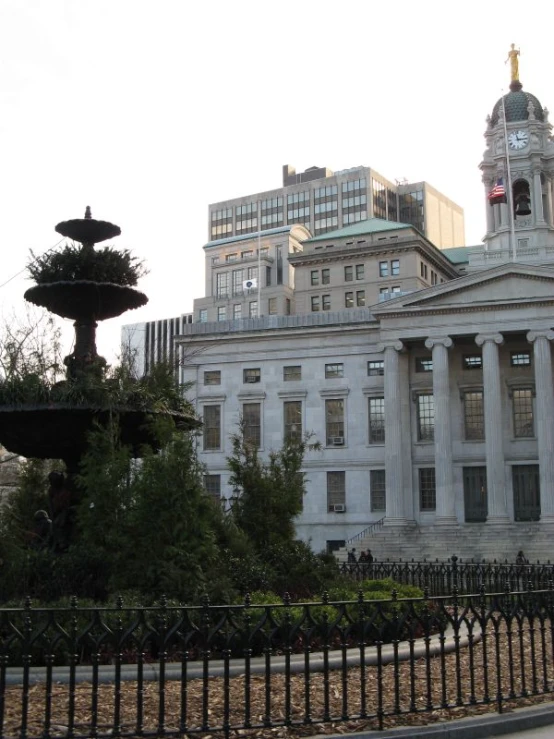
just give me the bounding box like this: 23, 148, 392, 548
336, 521, 554, 564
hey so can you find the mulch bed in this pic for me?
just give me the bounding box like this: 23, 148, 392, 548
3, 618, 554, 738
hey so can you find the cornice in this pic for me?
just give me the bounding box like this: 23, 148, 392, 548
379, 297, 554, 320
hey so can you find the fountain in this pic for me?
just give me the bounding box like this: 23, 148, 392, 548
0, 208, 198, 479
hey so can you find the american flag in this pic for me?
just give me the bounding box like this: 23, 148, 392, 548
488, 178, 506, 202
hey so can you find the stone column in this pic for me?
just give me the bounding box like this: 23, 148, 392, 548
542, 175, 552, 226
483, 178, 494, 235
381, 340, 407, 526
475, 333, 509, 522
533, 169, 545, 224
527, 330, 554, 521
425, 337, 457, 524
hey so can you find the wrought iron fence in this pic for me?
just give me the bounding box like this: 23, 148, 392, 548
2, 586, 554, 738
339, 556, 554, 595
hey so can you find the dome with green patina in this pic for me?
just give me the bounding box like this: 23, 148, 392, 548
490, 81, 544, 126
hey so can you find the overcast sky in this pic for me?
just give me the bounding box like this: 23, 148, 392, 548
0, 0, 551, 361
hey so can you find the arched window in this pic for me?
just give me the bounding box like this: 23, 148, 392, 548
513, 179, 531, 216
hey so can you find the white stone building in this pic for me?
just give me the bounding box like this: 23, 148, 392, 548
123, 66, 554, 561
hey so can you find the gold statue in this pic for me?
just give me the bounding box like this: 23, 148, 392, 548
506, 43, 520, 82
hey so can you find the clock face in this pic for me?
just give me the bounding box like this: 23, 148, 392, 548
508, 130, 529, 150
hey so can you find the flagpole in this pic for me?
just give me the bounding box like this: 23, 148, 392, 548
257, 200, 262, 315
501, 93, 517, 261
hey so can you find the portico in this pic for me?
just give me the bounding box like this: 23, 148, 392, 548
373, 262, 554, 528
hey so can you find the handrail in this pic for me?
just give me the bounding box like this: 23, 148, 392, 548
346, 516, 386, 545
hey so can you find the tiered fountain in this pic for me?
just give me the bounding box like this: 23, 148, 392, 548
0, 208, 197, 476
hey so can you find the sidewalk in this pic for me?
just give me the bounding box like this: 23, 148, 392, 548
317, 702, 554, 739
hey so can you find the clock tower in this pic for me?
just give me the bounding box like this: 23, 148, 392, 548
480, 48, 554, 254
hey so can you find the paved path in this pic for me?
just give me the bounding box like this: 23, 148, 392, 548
326, 702, 554, 739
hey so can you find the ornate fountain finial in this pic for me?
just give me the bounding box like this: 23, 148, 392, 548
84, 206, 92, 220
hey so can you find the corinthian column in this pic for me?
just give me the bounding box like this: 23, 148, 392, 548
425, 337, 457, 524
475, 333, 509, 522
381, 340, 407, 526
527, 330, 554, 521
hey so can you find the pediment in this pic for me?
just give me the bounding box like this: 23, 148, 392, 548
372, 263, 554, 316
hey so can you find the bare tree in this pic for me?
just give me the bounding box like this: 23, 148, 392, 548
0, 306, 63, 384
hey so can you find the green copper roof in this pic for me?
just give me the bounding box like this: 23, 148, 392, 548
441, 246, 469, 264
491, 82, 544, 125
306, 218, 413, 243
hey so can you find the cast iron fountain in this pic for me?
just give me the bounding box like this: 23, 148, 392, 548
0, 207, 198, 476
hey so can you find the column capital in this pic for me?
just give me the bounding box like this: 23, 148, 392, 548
475, 332, 504, 347
377, 340, 405, 353
527, 329, 554, 344
425, 336, 453, 351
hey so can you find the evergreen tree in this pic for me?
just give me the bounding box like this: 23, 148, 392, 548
227, 429, 318, 552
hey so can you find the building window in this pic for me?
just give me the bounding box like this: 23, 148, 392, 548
391, 286, 401, 294
344, 265, 353, 282
420, 262, 428, 279
379, 261, 389, 277
325, 399, 345, 445
368, 397, 385, 443
322, 294, 331, 311
417, 393, 435, 441
204, 474, 221, 503
419, 468, 436, 511
513, 388, 534, 438
232, 269, 244, 295
243, 402, 261, 448
203, 405, 221, 450
367, 360, 384, 376
284, 400, 302, 441
327, 471, 346, 512
463, 355, 482, 370
311, 296, 320, 312
199, 309, 208, 323
283, 365, 301, 381
356, 290, 365, 307
204, 370, 221, 385
464, 390, 485, 440
370, 470, 386, 511
233, 304, 242, 320
322, 268, 331, 285
216, 272, 229, 299
217, 306, 227, 321
311, 270, 319, 286
268, 297, 278, 315
391, 259, 400, 276
225, 253, 238, 262
325, 363, 344, 378
243, 368, 261, 383
249, 301, 258, 318
356, 264, 364, 280
285, 298, 291, 315
415, 356, 433, 373
511, 351, 531, 367
345, 292, 354, 308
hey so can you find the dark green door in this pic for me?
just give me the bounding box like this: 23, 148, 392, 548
513, 465, 540, 521
464, 466, 488, 522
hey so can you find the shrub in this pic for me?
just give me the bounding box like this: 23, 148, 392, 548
28, 245, 147, 286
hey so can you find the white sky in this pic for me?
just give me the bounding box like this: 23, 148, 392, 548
0, 0, 551, 362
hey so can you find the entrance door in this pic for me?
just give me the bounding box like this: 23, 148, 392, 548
464, 466, 488, 522
513, 465, 540, 521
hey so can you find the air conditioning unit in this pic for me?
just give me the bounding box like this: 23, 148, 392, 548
245, 376, 259, 383
331, 504, 346, 513
331, 436, 344, 446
